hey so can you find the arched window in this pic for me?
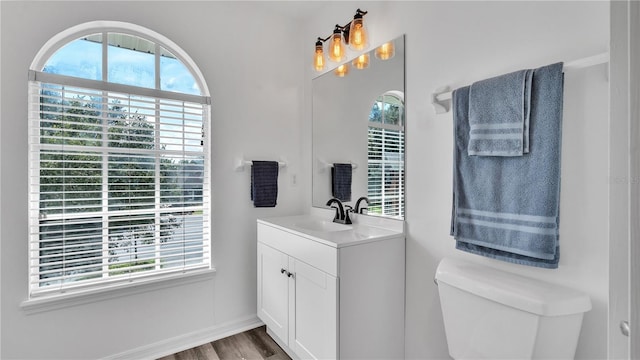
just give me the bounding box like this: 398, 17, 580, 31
367, 92, 405, 218
28, 22, 211, 298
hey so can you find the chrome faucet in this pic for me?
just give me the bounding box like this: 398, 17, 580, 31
326, 198, 352, 224
355, 196, 369, 214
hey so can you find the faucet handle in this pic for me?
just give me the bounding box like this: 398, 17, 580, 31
344, 205, 353, 225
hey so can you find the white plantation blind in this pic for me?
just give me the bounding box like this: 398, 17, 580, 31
28, 78, 211, 297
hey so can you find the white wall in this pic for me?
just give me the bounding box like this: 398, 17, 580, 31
0, 2, 306, 358
303, 2, 610, 359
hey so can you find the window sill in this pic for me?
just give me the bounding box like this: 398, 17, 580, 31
21, 268, 216, 315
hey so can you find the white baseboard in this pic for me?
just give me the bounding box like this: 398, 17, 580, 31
102, 315, 264, 360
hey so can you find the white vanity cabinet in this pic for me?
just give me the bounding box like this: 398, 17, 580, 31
257, 216, 405, 360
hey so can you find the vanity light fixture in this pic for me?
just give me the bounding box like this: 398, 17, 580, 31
375, 40, 395, 60
352, 53, 370, 70
313, 9, 368, 71
334, 63, 349, 77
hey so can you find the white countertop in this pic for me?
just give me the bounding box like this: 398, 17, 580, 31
257, 214, 404, 248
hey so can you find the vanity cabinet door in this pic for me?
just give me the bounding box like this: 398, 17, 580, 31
257, 243, 290, 343
289, 258, 338, 360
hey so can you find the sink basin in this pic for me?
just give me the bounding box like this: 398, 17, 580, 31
294, 219, 353, 232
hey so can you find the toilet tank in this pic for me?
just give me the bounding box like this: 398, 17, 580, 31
435, 258, 592, 360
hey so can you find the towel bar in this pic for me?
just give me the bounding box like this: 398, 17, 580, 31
316, 159, 358, 173
431, 52, 609, 114
235, 158, 287, 172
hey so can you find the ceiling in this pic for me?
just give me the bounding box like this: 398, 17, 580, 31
249, 1, 328, 20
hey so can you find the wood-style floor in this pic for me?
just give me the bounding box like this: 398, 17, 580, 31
158, 326, 291, 360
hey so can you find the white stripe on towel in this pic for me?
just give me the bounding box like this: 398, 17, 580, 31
457, 217, 558, 235
469, 133, 523, 140
458, 208, 557, 223
469, 123, 523, 130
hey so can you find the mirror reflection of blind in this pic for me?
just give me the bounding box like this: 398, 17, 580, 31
367, 94, 405, 218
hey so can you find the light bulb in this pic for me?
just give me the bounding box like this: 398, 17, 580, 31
375, 41, 395, 60
352, 53, 370, 69
328, 28, 346, 62
334, 63, 349, 77
348, 16, 368, 51
313, 40, 325, 71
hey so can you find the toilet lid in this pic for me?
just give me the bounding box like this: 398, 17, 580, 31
435, 258, 592, 316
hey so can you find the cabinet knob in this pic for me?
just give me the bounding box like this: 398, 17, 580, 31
287, 272, 295, 279
281, 268, 286, 274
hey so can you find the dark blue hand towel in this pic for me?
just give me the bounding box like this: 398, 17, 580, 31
251, 161, 278, 207
451, 63, 564, 269
332, 163, 352, 202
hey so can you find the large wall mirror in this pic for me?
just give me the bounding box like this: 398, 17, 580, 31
312, 35, 405, 219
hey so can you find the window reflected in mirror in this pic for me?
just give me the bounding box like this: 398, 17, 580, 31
367, 92, 405, 218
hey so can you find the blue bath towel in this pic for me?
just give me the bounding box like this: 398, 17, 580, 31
450, 63, 563, 269
468, 69, 533, 156
332, 163, 352, 202
251, 161, 279, 207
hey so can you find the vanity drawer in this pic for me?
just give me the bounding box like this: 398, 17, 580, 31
258, 223, 338, 276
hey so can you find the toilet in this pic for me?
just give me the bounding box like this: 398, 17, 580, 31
435, 258, 592, 359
